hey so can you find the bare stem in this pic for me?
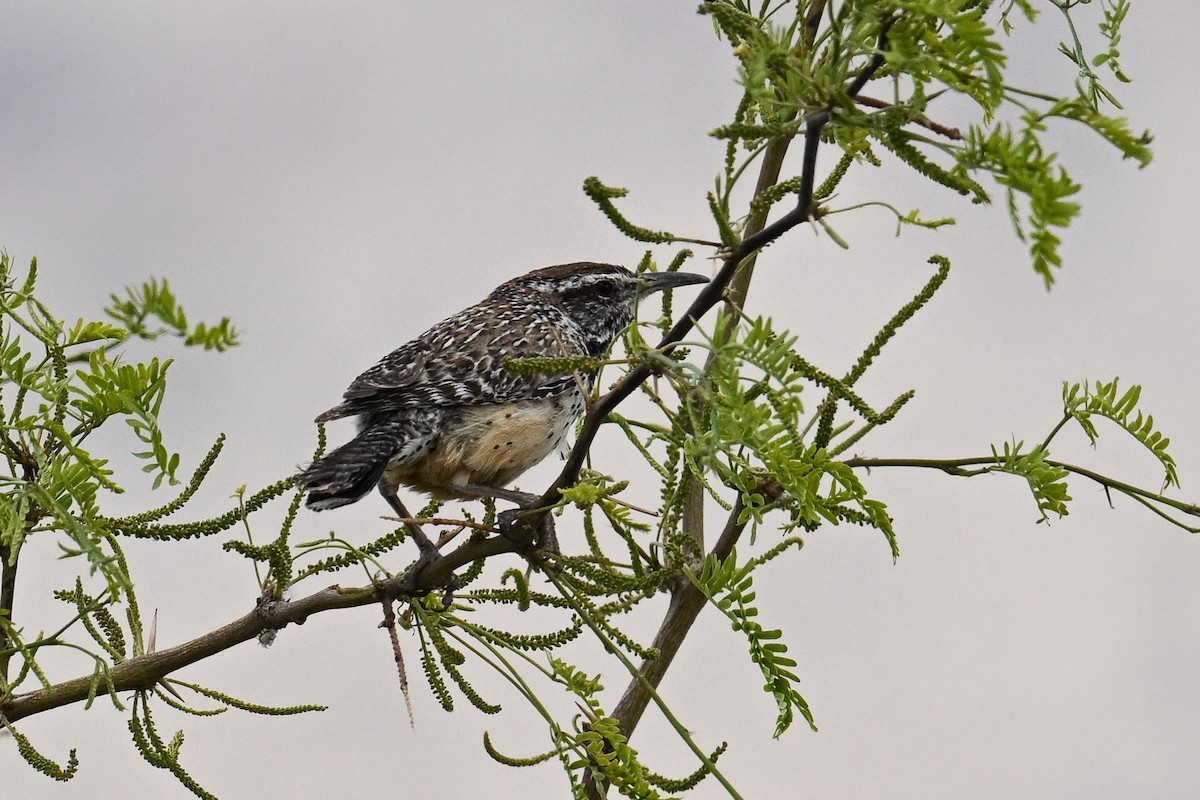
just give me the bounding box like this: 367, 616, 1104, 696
847, 455, 1200, 520
855, 95, 964, 140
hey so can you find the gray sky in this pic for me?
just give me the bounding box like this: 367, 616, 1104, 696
4, 3, 1199, 798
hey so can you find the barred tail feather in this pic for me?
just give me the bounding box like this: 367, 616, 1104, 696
298, 422, 412, 510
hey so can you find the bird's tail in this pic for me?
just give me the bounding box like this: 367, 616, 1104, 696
297, 421, 410, 510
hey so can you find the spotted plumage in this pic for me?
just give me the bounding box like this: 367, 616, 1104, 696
297, 261, 707, 511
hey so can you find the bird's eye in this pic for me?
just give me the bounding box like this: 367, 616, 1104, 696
563, 280, 616, 300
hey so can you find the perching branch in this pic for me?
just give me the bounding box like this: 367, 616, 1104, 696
0, 528, 523, 723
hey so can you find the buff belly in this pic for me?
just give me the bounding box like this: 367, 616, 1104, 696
384, 393, 584, 499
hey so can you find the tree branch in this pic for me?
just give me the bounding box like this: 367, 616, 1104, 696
605, 497, 747, 735
855, 95, 964, 140
0, 530, 523, 723
586, 113, 798, 800
846, 455, 1200, 520
582, 18, 897, 798
1, 453, 40, 685
4, 583, 364, 723
0, 541, 16, 684
803, 1, 828, 50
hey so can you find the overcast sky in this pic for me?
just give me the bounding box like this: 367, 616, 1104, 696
4, 3, 1199, 798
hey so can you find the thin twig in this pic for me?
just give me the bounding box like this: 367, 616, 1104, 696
385, 516, 498, 534
542, 21, 895, 521
845, 455, 1200, 519
855, 95, 964, 140
379, 596, 415, 727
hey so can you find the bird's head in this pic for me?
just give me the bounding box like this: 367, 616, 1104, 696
507, 262, 708, 352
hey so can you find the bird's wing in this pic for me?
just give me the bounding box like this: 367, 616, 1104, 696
315, 299, 583, 422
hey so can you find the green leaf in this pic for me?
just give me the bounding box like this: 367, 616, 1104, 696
1063, 379, 1180, 490
105, 278, 239, 350
689, 547, 815, 736
64, 319, 128, 348
990, 439, 1072, 522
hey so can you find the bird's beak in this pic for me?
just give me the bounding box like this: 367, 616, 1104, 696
637, 270, 709, 295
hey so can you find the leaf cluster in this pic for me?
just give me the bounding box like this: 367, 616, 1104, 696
976, 378, 1184, 527
990, 439, 1072, 522
695, 0, 1151, 287
0, 253, 313, 794
1063, 379, 1178, 490
106, 278, 238, 351
692, 544, 811, 737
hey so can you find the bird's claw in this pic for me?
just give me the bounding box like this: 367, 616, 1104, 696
497, 508, 559, 556
395, 544, 437, 596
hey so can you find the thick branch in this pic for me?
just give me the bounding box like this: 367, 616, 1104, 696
582, 19, 896, 799
593, 126, 798, 800
607, 498, 747, 734
0, 530, 522, 723
3, 585, 365, 723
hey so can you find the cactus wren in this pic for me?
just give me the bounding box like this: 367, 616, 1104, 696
297, 261, 707, 559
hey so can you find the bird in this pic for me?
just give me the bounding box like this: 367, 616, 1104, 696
296, 261, 708, 562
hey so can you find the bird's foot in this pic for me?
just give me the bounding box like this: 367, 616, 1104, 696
444, 481, 558, 558
497, 507, 559, 556
448, 481, 556, 553
394, 540, 459, 605
452, 482, 539, 507
378, 479, 456, 601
